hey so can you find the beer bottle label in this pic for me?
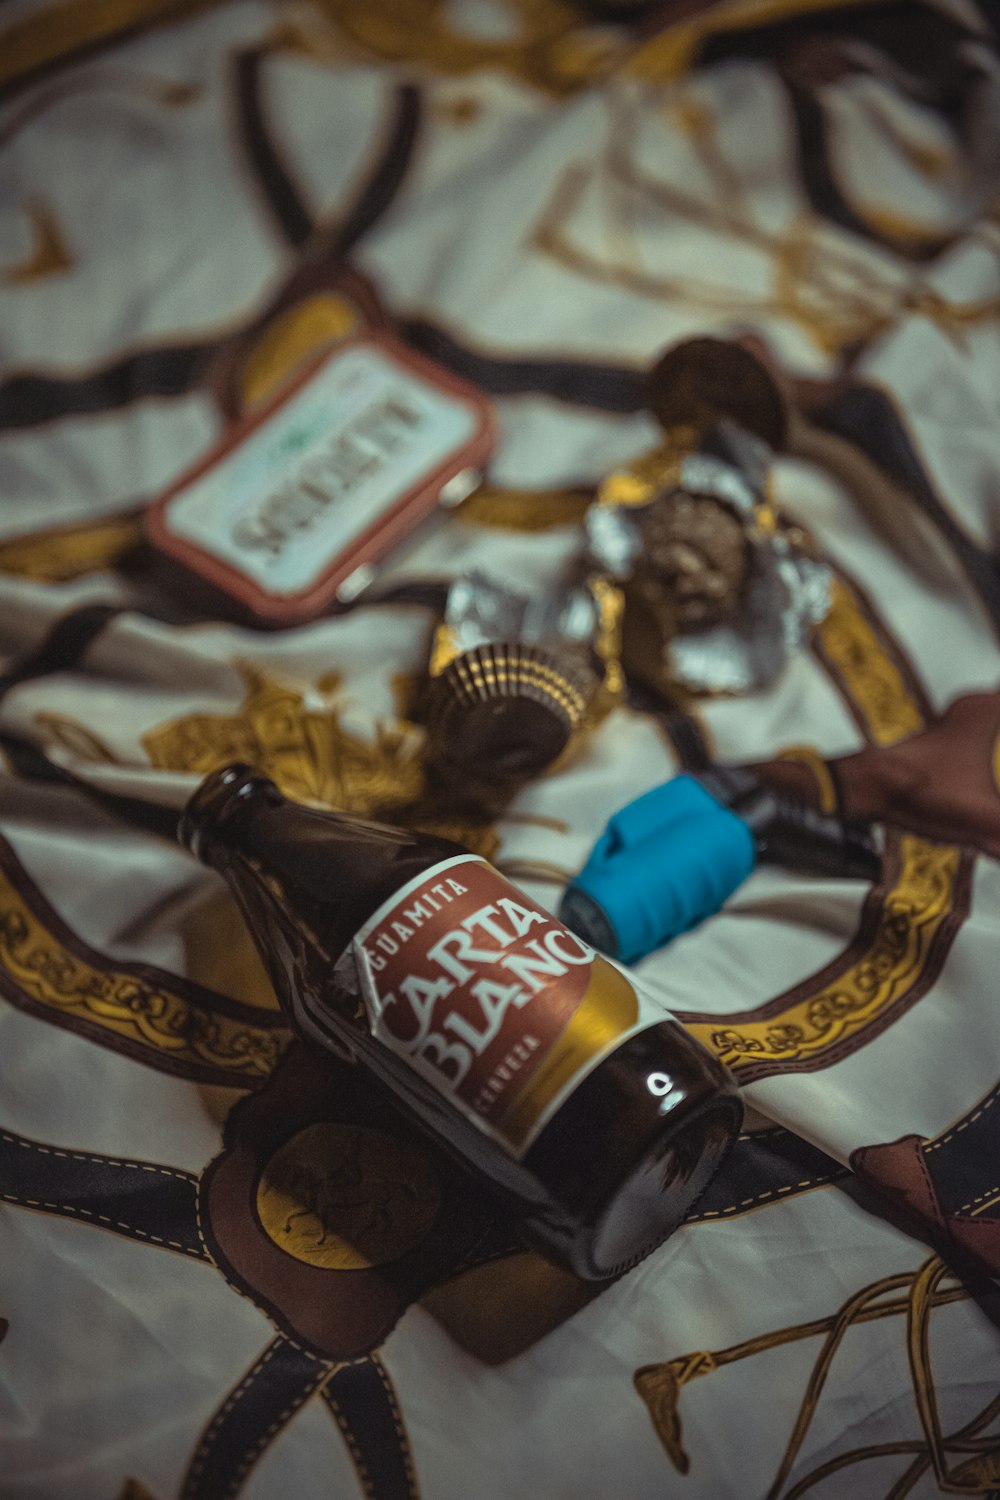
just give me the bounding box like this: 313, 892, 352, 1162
350, 854, 665, 1156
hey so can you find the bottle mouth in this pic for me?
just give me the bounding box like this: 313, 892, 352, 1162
179, 762, 276, 863
518, 1090, 742, 1282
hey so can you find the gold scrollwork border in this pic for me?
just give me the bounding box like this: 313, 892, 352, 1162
0, 839, 289, 1086
683, 836, 968, 1078
813, 576, 928, 745
675, 566, 971, 1079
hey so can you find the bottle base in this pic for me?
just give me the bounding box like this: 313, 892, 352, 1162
525, 1095, 741, 1282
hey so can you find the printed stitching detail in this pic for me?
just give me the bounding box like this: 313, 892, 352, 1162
326, 1386, 374, 1494
912, 1144, 947, 1232
183, 1340, 329, 1496
192, 1161, 219, 1273
956, 1183, 1000, 1215
690, 1175, 839, 1220
926, 1092, 996, 1151
2, 1132, 197, 1183
197, 1343, 281, 1455
372, 1351, 419, 1497
226, 1377, 326, 1495
0, 1192, 202, 1255
196, 1174, 328, 1362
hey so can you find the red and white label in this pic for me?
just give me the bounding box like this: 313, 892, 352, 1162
351, 854, 649, 1154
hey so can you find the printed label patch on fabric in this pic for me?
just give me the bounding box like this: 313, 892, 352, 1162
146, 336, 495, 621
352, 855, 656, 1156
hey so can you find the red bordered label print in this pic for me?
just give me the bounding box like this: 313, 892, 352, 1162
353, 855, 647, 1155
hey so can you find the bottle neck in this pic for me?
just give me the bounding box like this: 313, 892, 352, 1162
180, 763, 469, 960
180, 763, 283, 867
181, 762, 420, 863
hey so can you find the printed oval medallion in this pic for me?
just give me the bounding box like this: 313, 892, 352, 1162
256, 1121, 442, 1270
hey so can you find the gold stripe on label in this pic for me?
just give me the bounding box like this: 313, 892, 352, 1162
685, 836, 961, 1075
498, 959, 639, 1151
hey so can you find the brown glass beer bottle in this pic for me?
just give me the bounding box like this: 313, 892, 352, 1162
181, 763, 742, 1280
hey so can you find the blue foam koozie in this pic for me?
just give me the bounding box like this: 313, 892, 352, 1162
559, 774, 757, 965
